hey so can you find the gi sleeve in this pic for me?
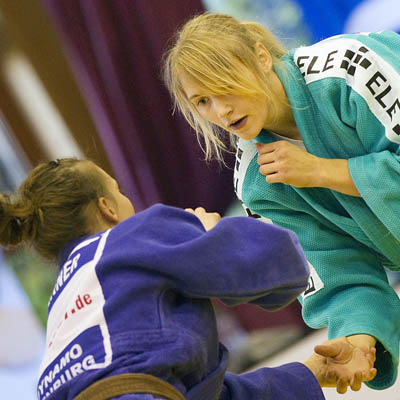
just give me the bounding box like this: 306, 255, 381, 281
344, 45, 400, 262
313, 31, 400, 264
267, 208, 400, 391
220, 362, 324, 400
125, 204, 309, 310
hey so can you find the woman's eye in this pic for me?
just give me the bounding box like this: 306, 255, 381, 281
196, 97, 208, 106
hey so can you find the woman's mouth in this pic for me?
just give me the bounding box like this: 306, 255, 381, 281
229, 116, 247, 131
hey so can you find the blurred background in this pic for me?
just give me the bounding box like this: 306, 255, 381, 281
0, 0, 399, 398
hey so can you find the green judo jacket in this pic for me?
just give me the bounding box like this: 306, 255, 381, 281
234, 30, 400, 390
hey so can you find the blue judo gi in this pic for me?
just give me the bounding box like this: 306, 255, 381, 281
37, 204, 324, 400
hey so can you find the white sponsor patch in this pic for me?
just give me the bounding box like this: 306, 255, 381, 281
38, 230, 112, 399
294, 37, 400, 144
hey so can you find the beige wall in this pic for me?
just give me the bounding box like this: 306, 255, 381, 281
0, 0, 112, 172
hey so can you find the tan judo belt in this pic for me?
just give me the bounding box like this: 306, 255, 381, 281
74, 373, 185, 400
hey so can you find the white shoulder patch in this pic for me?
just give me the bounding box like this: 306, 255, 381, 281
294, 37, 400, 144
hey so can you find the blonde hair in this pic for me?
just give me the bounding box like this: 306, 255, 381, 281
0, 158, 108, 260
163, 12, 286, 161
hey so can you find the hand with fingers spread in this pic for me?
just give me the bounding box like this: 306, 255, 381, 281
305, 335, 377, 394
185, 206, 221, 231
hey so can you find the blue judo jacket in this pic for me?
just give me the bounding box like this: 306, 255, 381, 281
37, 204, 324, 400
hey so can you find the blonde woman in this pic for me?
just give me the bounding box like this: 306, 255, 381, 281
163, 12, 400, 393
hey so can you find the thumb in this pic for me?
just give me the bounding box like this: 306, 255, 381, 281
314, 343, 343, 358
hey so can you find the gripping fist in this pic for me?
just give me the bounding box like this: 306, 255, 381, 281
185, 207, 221, 231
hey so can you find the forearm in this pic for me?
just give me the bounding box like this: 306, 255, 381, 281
347, 334, 376, 350
316, 157, 361, 197
167, 213, 309, 303
222, 364, 324, 400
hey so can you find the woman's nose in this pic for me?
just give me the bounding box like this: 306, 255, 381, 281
213, 97, 233, 119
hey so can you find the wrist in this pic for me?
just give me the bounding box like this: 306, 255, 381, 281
314, 156, 331, 188
303, 358, 320, 382
316, 158, 361, 196
304, 357, 334, 387
347, 334, 377, 349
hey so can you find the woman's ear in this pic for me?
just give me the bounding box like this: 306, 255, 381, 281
256, 42, 272, 73
97, 196, 119, 224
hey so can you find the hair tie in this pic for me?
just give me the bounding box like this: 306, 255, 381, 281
49, 159, 61, 168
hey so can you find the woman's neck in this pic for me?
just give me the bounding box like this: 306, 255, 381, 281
268, 117, 301, 140
263, 70, 302, 140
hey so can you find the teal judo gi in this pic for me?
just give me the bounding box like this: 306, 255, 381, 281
234, 30, 400, 390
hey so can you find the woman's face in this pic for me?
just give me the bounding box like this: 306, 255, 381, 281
180, 70, 269, 141
94, 165, 135, 223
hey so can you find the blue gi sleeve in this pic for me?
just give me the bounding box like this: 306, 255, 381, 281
121, 204, 309, 311
220, 363, 324, 400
